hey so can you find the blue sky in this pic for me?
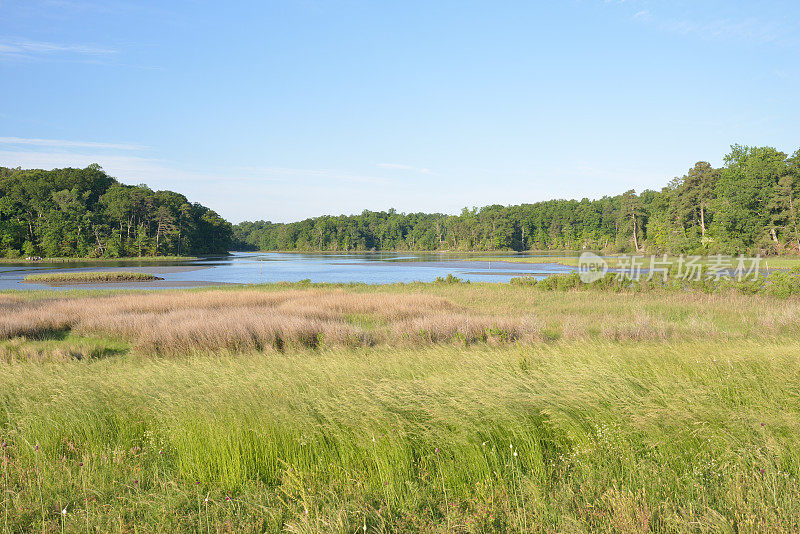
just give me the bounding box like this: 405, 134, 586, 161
1, 0, 798, 223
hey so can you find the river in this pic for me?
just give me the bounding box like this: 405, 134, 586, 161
0, 252, 578, 290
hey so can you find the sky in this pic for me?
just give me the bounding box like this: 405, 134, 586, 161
1, 0, 798, 223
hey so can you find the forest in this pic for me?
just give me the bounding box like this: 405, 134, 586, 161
234, 145, 800, 255
0, 164, 233, 258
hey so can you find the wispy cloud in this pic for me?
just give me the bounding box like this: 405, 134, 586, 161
602, 1, 799, 46
0, 150, 200, 182
0, 147, 681, 224
377, 163, 434, 174
235, 166, 391, 186
0, 139, 391, 188
0, 150, 398, 222
0, 136, 143, 151
660, 16, 790, 44
0, 38, 116, 61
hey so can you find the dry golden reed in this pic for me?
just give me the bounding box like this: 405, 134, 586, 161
1, 289, 536, 353
2, 286, 799, 354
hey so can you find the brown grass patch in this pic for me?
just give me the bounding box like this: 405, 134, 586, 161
2, 286, 798, 355
1, 289, 531, 353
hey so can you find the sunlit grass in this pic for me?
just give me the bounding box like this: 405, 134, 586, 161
2, 341, 799, 531
1, 283, 800, 531
0, 332, 128, 363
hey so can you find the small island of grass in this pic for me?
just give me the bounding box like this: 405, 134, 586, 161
23, 271, 164, 285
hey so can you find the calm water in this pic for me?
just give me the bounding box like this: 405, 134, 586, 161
0, 252, 577, 290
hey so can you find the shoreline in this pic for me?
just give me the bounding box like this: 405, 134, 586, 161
0, 255, 202, 265
244, 251, 800, 270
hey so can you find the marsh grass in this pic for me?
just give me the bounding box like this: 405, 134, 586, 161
23, 272, 163, 284
2, 284, 799, 356
0, 333, 128, 363
2, 283, 800, 531
1, 341, 799, 531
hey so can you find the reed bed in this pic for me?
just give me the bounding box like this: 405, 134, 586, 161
2, 290, 469, 353
2, 285, 800, 356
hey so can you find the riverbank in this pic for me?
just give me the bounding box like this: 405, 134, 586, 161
0, 255, 199, 264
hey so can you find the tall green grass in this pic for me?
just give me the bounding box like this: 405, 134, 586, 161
1, 339, 799, 531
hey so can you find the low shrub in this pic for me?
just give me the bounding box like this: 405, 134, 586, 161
512, 266, 800, 298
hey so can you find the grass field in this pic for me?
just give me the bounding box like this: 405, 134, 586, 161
1, 283, 799, 532
23, 272, 163, 285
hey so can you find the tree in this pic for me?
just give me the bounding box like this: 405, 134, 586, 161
154, 205, 176, 254
772, 150, 800, 253
712, 145, 787, 253
0, 165, 232, 258
619, 190, 643, 252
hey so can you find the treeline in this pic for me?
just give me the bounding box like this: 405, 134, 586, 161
0, 164, 233, 258
234, 145, 800, 255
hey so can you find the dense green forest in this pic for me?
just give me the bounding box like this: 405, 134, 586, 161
234, 145, 800, 255
0, 164, 233, 258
